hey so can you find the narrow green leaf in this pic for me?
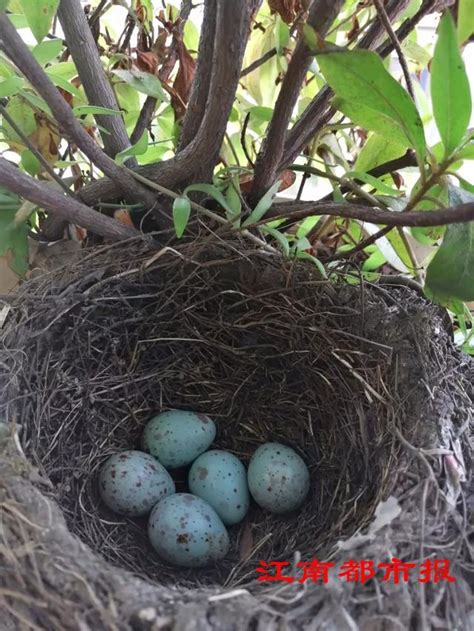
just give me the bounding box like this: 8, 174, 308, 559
73, 105, 122, 118
19, 0, 59, 43
243, 180, 281, 226
0, 204, 29, 277
113, 69, 166, 100
316, 49, 426, 160
225, 179, 242, 224
431, 12, 472, 156
458, 0, 474, 44
46, 72, 82, 100
183, 183, 234, 216
425, 186, 474, 302
260, 226, 290, 257
173, 196, 191, 239
344, 170, 402, 196
115, 131, 148, 165
294, 250, 328, 278
0, 76, 23, 97
31, 38, 62, 65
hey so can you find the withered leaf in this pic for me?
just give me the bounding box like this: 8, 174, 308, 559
268, 0, 304, 25
171, 39, 196, 121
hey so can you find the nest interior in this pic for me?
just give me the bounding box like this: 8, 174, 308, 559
1, 237, 473, 631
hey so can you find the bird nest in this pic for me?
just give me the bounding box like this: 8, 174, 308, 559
1, 236, 473, 630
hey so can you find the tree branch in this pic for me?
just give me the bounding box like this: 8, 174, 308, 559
259, 199, 474, 227
57, 0, 133, 159
178, 0, 217, 151
0, 13, 157, 209
0, 158, 138, 241
176, 0, 262, 183
250, 0, 344, 202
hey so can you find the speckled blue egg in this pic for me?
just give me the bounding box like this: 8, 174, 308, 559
148, 493, 229, 567
99, 450, 175, 517
188, 450, 249, 525
142, 410, 216, 469
247, 442, 310, 514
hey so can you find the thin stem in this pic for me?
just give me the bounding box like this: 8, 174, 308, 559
373, 0, 415, 100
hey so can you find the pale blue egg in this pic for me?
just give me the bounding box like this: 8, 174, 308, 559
247, 443, 310, 514
99, 450, 175, 517
188, 450, 249, 525
148, 494, 229, 567
142, 410, 216, 469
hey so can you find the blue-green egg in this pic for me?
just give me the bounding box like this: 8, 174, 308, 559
142, 410, 216, 469
99, 450, 175, 517
247, 442, 310, 514
148, 493, 229, 567
188, 450, 249, 525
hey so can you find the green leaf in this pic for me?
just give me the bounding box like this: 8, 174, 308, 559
183, 183, 234, 216
173, 196, 191, 239
73, 105, 122, 118
243, 180, 281, 226
2, 95, 36, 143
21, 150, 41, 175
431, 12, 472, 156
225, 178, 242, 225
19, 0, 59, 43
260, 226, 290, 257
355, 133, 406, 173
0, 203, 29, 277
316, 49, 426, 160
0, 1, 10, 11
458, 0, 474, 44
46, 72, 83, 100
425, 186, 474, 301
113, 69, 166, 100
31, 38, 62, 65
344, 170, 402, 196
0, 75, 23, 98
115, 130, 148, 165
275, 16, 290, 55
294, 250, 328, 278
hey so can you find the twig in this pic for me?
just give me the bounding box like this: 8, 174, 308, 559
250, 0, 345, 202
0, 158, 139, 241
373, 0, 415, 100
57, 0, 134, 159
0, 104, 73, 197
0, 13, 157, 208
240, 48, 277, 77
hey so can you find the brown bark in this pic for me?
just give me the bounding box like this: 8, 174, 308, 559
0, 158, 139, 241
